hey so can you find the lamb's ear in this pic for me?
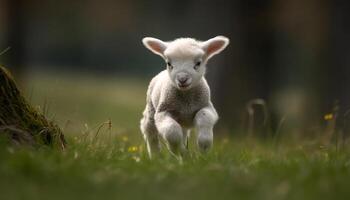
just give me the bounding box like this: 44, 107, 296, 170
142, 37, 168, 57
201, 36, 229, 59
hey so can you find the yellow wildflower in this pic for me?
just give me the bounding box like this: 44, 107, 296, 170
324, 113, 333, 121
128, 146, 138, 153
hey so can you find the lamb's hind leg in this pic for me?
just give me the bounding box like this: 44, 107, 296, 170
140, 111, 160, 159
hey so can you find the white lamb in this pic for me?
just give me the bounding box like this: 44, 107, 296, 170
140, 36, 229, 158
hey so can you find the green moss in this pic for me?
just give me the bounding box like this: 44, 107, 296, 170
0, 66, 66, 148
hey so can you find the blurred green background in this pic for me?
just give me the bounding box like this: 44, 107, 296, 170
1, 0, 350, 136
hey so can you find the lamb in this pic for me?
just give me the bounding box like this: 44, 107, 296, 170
140, 36, 229, 158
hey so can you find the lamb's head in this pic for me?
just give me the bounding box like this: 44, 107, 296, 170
142, 36, 229, 91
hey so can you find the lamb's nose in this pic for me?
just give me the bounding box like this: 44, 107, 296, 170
177, 74, 189, 84
178, 77, 188, 84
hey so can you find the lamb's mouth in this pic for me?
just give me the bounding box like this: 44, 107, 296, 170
178, 83, 191, 89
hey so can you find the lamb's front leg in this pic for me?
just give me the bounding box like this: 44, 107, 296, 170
155, 112, 186, 155
194, 105, 219, 152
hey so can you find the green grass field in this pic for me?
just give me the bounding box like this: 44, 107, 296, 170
1, 71, 350, 200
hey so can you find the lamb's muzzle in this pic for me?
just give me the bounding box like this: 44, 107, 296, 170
176, 72, 191, 89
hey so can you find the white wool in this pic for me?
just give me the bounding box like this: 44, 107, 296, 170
140, 36, 229, 158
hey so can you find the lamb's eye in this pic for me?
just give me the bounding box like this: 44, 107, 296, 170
194, 61, 201, 70
167, 62, 173, 70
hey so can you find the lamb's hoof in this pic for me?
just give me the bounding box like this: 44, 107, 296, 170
198, 140, 212, 153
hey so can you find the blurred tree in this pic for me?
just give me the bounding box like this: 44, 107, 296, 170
5, 0, 26, 78
214, 0, 330, 136
213, 0, 275, 135
328, 0, 350, 135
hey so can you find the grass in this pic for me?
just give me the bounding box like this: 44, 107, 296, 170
1, 71, 350, 200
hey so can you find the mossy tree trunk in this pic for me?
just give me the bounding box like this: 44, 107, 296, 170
0, 66, 66, 149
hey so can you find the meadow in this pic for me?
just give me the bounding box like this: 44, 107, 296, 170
1, 71, 350, 200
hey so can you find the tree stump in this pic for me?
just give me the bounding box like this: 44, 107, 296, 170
0, 66, 66, 149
